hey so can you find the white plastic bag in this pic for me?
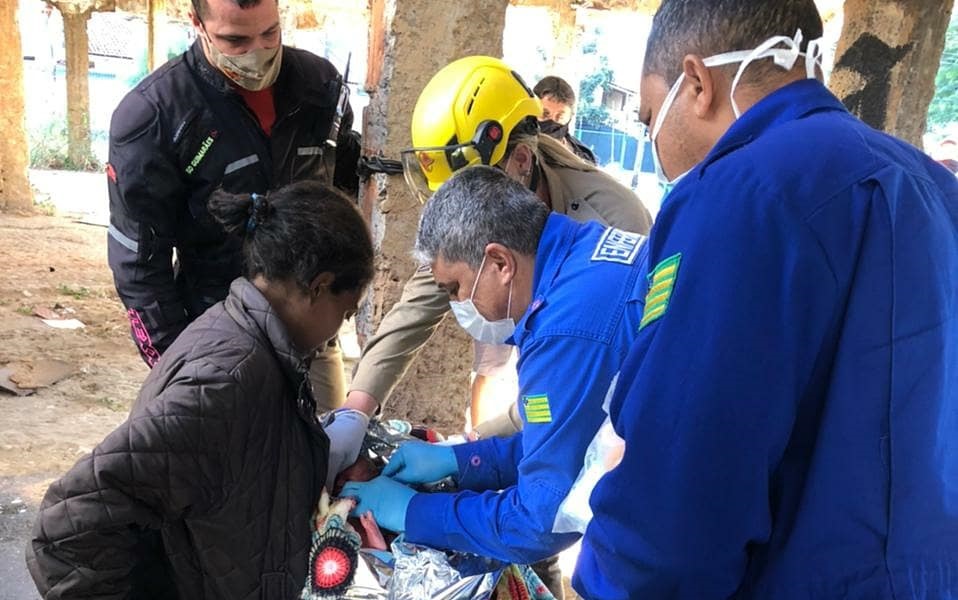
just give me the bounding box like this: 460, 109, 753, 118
553, 374, 625, 534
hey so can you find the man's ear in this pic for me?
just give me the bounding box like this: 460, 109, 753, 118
484, 243, 517, 284
510, 143, 534, 174
682, 54, 717, 119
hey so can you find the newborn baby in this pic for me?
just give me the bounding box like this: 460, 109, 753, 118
333, 454, 394, 550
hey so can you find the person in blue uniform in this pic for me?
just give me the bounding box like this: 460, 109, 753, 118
573, 1, 958, 599
340, 166, 648, 564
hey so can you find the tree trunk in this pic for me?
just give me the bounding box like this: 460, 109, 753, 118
60, 5, 93, 169
0, 0, 33, 212
830, 0, 953, 147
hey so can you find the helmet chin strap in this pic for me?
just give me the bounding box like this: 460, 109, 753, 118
528, 155, 540, 194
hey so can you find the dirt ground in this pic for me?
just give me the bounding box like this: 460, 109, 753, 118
0, 169, 178, 598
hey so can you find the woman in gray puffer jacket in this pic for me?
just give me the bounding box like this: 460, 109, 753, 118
26, 180, 374, 600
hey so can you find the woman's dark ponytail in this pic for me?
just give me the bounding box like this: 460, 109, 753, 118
208, 189, 271, 237
207, 181, 373, 295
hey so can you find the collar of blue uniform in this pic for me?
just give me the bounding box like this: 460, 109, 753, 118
699, 78, 848, 178
660, 79, 847, 210
510, 213, 579, 346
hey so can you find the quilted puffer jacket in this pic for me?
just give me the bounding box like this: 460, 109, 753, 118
26, 278, 329, 599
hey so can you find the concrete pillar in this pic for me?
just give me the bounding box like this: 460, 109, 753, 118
359, 0, 508, 430
0, 0, 32, 212
831, 0, 953, 147
58, 3, 93, 168
147, 0, 167, 72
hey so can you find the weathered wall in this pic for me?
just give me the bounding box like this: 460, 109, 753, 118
831, 0, 952, 147
359, 0, 509, 431
0, 0, 32, 212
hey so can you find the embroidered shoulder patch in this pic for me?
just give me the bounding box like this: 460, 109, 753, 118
523, 394, 552, 424
591, 227, 645, 265
640, 253, 682, 330
184, 131, 218, 175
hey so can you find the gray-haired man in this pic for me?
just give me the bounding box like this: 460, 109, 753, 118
341, 166, 647, 566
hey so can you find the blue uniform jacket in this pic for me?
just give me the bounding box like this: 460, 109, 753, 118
574, 79, 958, 599
404, 214, 648, 564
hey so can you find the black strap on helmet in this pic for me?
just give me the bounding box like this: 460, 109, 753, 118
471, 120, 505, 165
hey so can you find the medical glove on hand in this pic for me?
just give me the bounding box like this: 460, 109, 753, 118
323, 408, 370, 492
340, 475, 415, 534
381, 440, 458, 484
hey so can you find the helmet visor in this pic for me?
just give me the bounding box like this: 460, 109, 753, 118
401, 150, 435, 204
400, 142, 486, 203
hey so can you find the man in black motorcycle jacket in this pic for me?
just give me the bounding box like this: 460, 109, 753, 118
107, 0, 360, 408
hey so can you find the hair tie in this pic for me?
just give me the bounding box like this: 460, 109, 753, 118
247, 192, 265, 232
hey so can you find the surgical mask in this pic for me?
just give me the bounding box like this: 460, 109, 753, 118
201, 31, 283, 91
659, 177, 684, 199
449, 255, 516, 344
650, 29, 823, 186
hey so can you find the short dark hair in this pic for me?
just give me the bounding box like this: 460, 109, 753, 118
191, 0, 264, 20
207, 181, 373, 295
415, 166, 550, 267
533, 76, 576, 106
644, 0, 823, 86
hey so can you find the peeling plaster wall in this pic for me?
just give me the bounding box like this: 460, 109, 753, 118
831, 0, 952, 147
358, 0, 509, 430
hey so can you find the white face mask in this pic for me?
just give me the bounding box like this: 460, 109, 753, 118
650, 29, 823, 186
449, 255, 516, 344
201, 31, 283, 91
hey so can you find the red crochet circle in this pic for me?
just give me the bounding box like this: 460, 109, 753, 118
313, 546, 351, 588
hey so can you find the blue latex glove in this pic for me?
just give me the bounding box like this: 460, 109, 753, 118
382, 440, 458, 484
340, 475, 415, 533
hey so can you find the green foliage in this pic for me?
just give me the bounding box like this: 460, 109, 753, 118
34, 196, 56, 216
577, 57, 614, 128
577, 27, 615, 129
98, 396, 128, 412
928, 18, 958, 131
28, 115, 101, 172
57, 284, 92, 299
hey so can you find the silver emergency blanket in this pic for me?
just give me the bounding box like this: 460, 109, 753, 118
340, 537, 499, 599
333, 420, 551, 600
